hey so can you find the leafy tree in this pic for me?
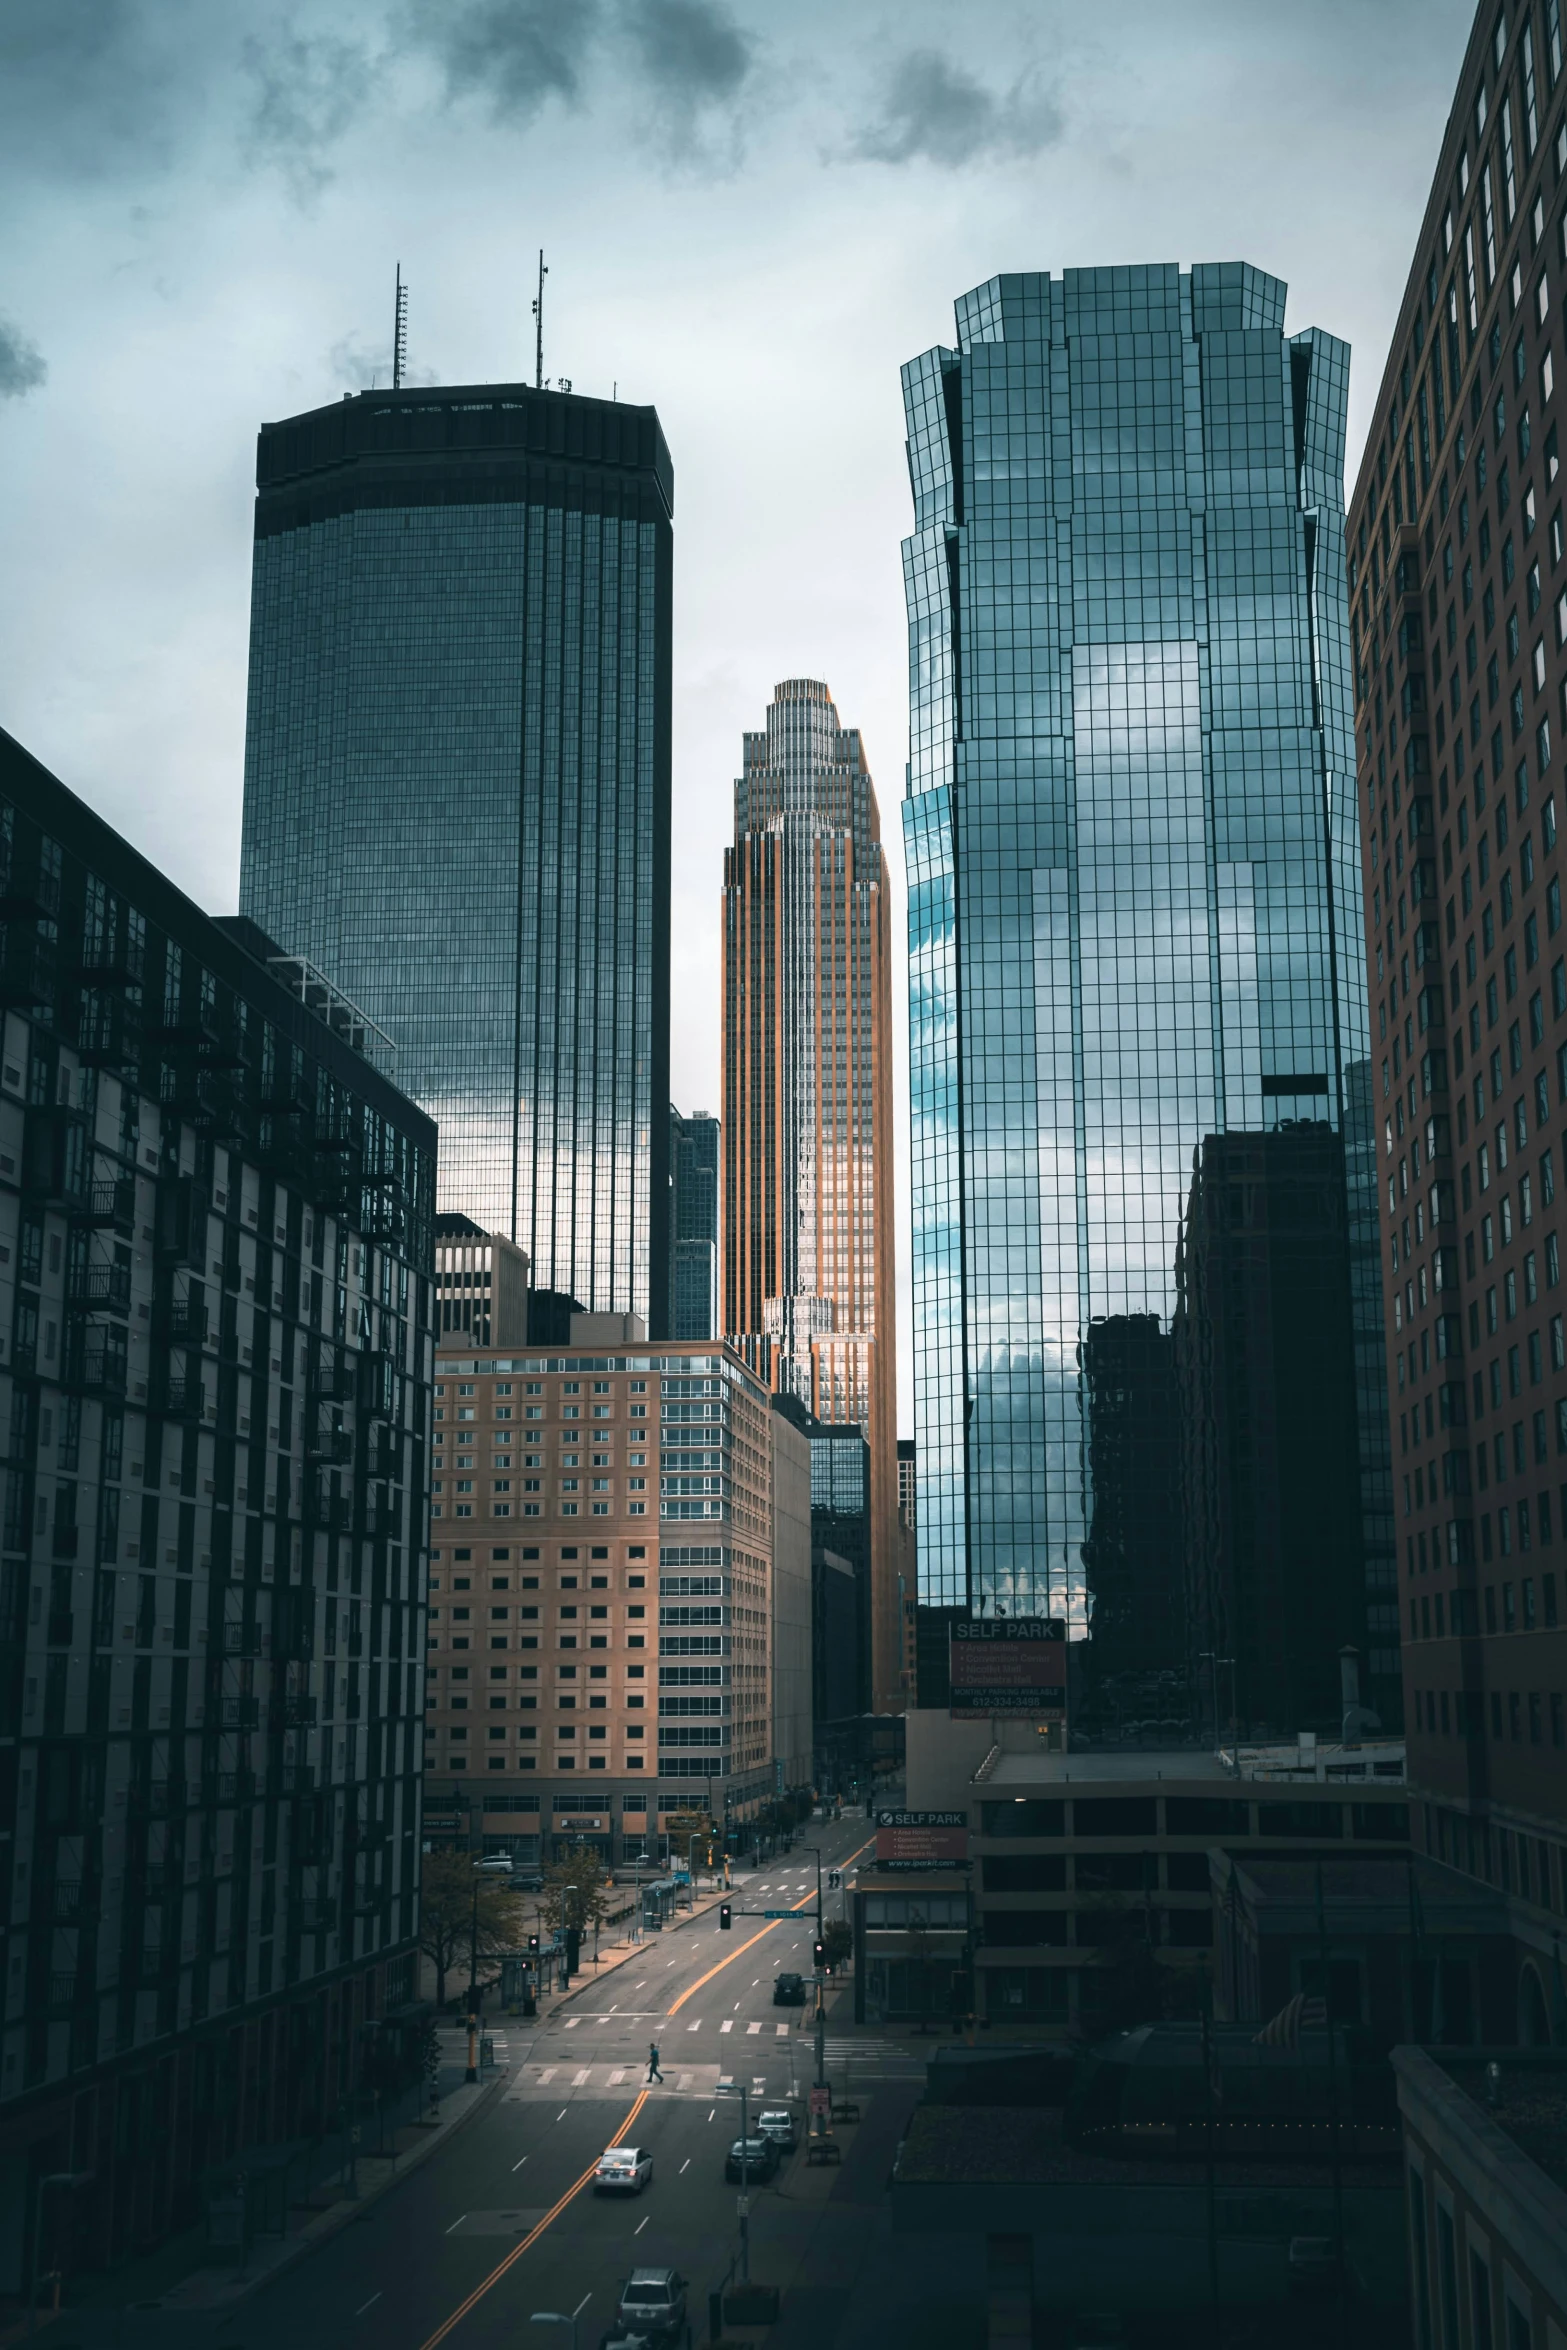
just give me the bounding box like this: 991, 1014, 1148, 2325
820, 1919, 853, 1973
418, 1852, 519, 2006
540, 1842, 609, 1939
664, 1808, 715, 1871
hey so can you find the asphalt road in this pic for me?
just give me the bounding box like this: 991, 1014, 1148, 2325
61, 1814, 988, 2350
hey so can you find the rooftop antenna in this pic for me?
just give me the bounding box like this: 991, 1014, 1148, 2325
532, 248, 547, 390
392, 263, 408, 392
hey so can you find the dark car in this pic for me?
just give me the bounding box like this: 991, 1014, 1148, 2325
772, 1971, 806, 2006
724, 2134, 781, 2183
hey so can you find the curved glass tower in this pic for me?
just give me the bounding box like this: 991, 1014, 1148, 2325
902, 264, 1396, 1723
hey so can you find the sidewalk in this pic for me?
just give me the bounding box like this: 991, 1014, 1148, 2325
20, 2036, 508, 2336
481, 1873, 746, 2028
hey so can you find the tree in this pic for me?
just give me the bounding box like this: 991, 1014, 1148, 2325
540, 1842, 609, 1942
418, 1853, 519, 2006
664, 1808, 715, 1872
820, 1919, 853, 1974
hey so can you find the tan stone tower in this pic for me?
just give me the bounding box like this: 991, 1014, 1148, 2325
721, 679, 900, 1713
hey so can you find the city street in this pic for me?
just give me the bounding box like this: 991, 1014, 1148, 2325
56, 1814, 983, 2350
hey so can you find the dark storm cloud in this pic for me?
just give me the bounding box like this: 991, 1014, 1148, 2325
241, 25, 382, 201
620, 0, 753, 161
624, 0, 750, 104
0, 0, 205, 176
400, 0, 602, 123
853, 48, 1063, 167
0, 318, 48, 401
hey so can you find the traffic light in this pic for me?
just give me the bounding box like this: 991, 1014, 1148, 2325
527, 1933, 539, 1954
719, 1902, 732, 1931
813, 1939, 826, 1971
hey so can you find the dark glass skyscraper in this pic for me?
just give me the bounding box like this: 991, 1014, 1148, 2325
239, 384, 672, 1331
668, 1104, 719, 1340
902, 265, 1395, 1713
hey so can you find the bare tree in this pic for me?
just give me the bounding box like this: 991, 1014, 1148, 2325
418, 1852, 519, 2006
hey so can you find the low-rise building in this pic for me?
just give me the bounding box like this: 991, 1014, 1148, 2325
1394, 2047, 1567, 2350
423, 1328, 777, 1865
854, 1712, 1413, 2032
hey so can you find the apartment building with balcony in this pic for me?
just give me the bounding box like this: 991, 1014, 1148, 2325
0, 727, 436, 2292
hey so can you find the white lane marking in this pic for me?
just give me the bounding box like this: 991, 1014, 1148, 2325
512, 2154, 529, 2172
609, 2067, 628, 2084
687, 2019, 701, 2031
751, 1979, 760, 1988
538, 2067, 557, 2083
573, 2068, 590, 2085
445, 2215, 468, 2235
775, 2024, 789, 2037
732, 2000, 741, 2011
635, 2214, 651, 2235
565, 2018, 581, 2029
720, 2021, 733, 2034
677, 2071, 693, 2088
707, 2108, 716, 2121
680, 2157, 691, 2173
607, 2005, 619, 2016
746, 2022, 761, 2035
573, 2293, 592, 2318
665, 1959, 677, 1968
557, 2108, 568, 2121
356, 2291, 383, 2316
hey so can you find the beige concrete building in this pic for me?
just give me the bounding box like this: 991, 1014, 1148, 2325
434, 1211, 531, 1350
423, 1323, 778, 1864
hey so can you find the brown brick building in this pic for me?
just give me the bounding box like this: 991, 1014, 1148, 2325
1349, 0, 1567, 2030
423, 1333, 780, 1865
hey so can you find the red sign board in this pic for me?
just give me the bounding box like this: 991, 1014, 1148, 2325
949, 1617, 1067, 1714
874, 1809, 970, 1869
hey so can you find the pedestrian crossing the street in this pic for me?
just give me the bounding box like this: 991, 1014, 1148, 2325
502, 2050, 925, 2101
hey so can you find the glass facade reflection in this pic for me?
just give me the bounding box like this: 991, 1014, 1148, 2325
902, 265, 1394, 1694
239, 385, 672, 1330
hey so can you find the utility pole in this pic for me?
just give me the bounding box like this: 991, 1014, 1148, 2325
465, 1865, 481, 2083
532, 250, 547, 390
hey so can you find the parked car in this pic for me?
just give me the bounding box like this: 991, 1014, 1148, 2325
756, 2108, 797, 2153
594, 2144, 653, 2194
725, 2135, 781, 2183
615, 2268, 687, 2339
772, 1971, 806, 2006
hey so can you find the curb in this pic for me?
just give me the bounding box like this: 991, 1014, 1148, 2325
150, 2061, 513, 2315
528, 1882, 734, 2022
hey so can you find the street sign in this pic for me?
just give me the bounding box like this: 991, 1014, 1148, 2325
755, 1908, 802, 1919
809, 2084, 831, 2123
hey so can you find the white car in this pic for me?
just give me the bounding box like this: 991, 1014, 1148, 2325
756, 2108, 797, 2152
594, 2144, 654, 2194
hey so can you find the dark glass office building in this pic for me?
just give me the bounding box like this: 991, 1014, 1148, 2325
239, 384, 672, 1331
668, 1105, 719, 1341
902, 264, 1396, 1719
0, 728, 435, 2287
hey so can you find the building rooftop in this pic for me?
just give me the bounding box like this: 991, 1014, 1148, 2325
1437, 2058, 1567, 2195
894, 2102, 1398, 2190
975, 1749, 1234, 1786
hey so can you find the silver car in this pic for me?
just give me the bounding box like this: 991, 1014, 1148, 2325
616, 2267, 687, 2340
756, 2107, 797, 2152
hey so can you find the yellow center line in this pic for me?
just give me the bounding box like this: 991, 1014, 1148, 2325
417, 1834, 875, 2346
666, 1832, 875, 2017
417, 2086, 650, 2350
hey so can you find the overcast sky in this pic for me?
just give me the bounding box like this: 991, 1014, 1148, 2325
0, 0, 1474, 1423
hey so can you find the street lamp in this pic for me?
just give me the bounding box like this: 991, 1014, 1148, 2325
465, 1857, 486, 2083
531, 2312, 578, 2350
716, 2076, 753, 2282
800, 1843, 828, 2088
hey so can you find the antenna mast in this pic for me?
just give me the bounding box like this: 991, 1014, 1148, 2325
392, 264, 408, 392
532, 249, 547, 390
